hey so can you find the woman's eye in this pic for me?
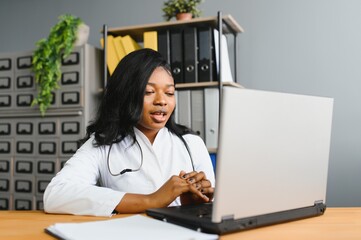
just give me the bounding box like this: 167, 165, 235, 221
166, 92, 175, 96
145, 91, 154, 95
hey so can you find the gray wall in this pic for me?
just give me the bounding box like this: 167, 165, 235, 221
1, 0, 360, 207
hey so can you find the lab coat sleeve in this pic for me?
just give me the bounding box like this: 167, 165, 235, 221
43, 138, 124, 217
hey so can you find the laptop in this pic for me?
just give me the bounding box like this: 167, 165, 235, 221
146, 87, 334, 235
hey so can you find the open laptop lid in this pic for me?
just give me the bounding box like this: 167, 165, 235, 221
212, 87, 333, 223
146, 87, 333, 234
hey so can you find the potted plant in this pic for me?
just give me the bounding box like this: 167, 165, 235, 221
31, 14, 88, 116
162, 0, 204, 21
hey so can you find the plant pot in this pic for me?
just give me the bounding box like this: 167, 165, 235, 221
176, 13, 193, 21
74, 23, 90, 46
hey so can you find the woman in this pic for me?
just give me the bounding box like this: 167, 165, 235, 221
44, 48, 215, 216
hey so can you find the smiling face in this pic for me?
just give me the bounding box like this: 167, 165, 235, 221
136, 66, 176, 143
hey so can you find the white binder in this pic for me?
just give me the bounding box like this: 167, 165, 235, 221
177, 90, 192, 128
204, 88, 219, 149
191, 90, 204, 139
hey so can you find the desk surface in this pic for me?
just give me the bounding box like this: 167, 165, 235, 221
1, 208, 360, 240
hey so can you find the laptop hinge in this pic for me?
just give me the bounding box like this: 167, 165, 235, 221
221, 214, 234, 221
314, 200, 324, 205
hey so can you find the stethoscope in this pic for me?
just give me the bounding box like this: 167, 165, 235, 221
107, 136, 195, 176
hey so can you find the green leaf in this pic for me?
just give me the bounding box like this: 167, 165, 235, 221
31, 14, 83, 116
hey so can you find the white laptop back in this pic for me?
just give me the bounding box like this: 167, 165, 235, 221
213, 87, 333, 222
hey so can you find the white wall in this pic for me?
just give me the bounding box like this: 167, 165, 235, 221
1, 0, 360, 206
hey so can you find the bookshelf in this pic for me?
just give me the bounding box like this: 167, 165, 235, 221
102, 12, 244, 152
103, 12, 244, 87
107, 15, 243, 42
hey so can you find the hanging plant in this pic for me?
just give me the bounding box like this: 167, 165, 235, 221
32, 14, 83, 116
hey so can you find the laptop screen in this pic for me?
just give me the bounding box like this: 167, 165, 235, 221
212, 87, 333, 222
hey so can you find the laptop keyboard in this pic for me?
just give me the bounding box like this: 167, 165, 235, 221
181, 203, 213, 219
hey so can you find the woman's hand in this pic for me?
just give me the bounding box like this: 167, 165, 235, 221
147, 173, 210, 208
115, 171, 214, 213
179, 170, 214, 205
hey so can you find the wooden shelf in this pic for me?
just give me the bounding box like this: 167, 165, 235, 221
107, 15, 244, 42
175, 81, 243, 89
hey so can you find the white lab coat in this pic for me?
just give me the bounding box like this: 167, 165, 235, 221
44, 127, 215, 216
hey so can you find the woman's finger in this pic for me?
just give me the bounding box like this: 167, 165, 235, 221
187, 183, 210, 202
184, 171, 207, 184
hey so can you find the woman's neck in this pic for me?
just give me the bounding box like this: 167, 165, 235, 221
135, 126, 160, 144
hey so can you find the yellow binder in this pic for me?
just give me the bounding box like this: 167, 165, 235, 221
113, 36, 126, 62
143, 31, 158, 51
121, 35, 141, 54
100, 35, 119, 76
